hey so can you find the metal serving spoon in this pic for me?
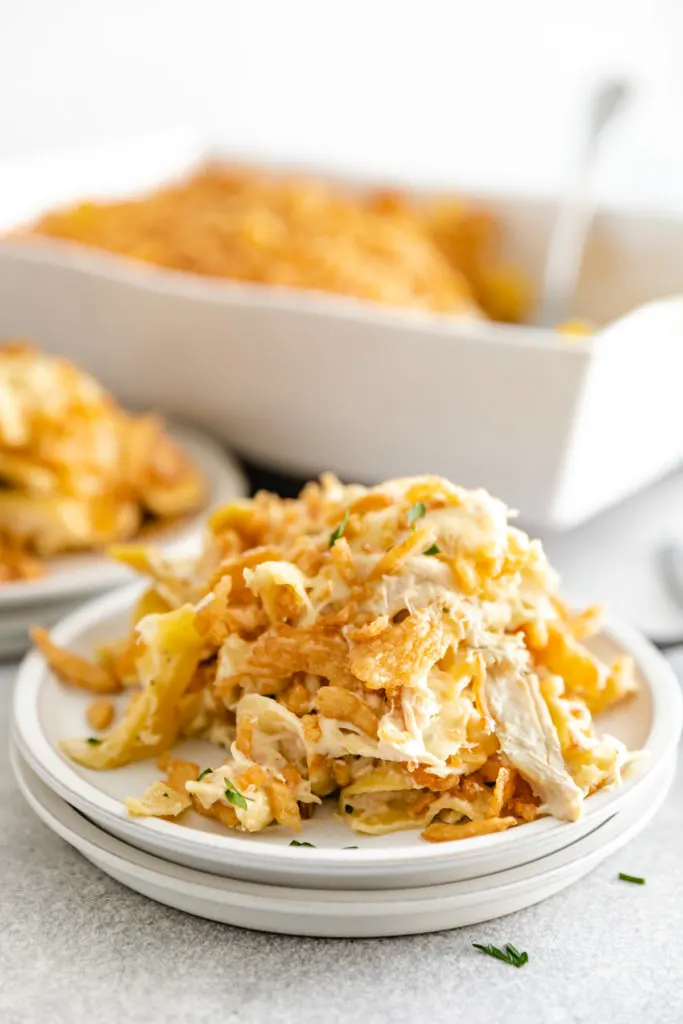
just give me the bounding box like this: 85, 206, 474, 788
535, 78, 633, 328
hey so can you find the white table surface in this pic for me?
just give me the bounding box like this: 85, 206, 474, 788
1, 656, 682, 1024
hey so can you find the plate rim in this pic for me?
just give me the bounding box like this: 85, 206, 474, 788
10, 740, 675, 911
12, 584, 683, 870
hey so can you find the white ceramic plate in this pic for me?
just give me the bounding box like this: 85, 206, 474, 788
12, 585, 682, 888
11, 742, 674, 937
0, 423, 247, 610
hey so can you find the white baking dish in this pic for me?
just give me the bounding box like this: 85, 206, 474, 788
0, 128, 681, 528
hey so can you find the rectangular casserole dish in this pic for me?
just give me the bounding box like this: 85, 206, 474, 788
0, 127, 680, 528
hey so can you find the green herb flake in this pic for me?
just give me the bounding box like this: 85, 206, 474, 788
329, 510, 349, 548
344, 804, 354, 814
224, 781, 250, 811
343, 846, 359, 850
196, 768, 213, 782
618, 872, 646, 885
424, 543, 441, 556
85, 737, 102, 746
162, 792, 169, 798
290, 840, 316, 847
472, 942, 529, 968
407, 501, 426, 527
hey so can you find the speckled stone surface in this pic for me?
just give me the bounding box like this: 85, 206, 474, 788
1, 657, 682, 1024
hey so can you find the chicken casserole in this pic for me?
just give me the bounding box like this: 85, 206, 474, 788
34, 474, 637, 841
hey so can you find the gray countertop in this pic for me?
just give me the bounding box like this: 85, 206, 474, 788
1, 657, 682, 1024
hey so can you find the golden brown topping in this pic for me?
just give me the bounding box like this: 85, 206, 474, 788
366, 524, 434, 582
315, 685, 379, 738
348, 606, 450, 693
278, 677, 315, 716
40, 473, 637, 842
266, 778, 302, 831
488, 766, 516, 818
234, 712, 256, 759
196, 576, 233, 646
26, 166, 533, 322
32, 627, 121, 694
164, 758, 201, 795
407, 764, 462, 792
86, 697, 116, 731
236, 764, 269, 790
344, 615, 390, 643
191, 795, 239, 828
242, 623, 356, 688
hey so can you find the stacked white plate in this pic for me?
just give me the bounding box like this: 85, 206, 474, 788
0, 425, 247, 658
11, 588, 683, 937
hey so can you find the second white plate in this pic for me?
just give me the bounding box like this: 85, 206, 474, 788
11, 741, 674, 937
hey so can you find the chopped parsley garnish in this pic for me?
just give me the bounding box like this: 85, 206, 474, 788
290, 840, 316, 847
85, 737, 102, 746
618, 872, 645, 885
344, 804, 354, 814
329, 510, 349, 548
407, 501, 426, 526
472, 942, 529, 968
424, 543, 441, 556
224, 780, 249, 811
344, 846, 358, 850
196, 768, 213, 782
162, 792, 169, 798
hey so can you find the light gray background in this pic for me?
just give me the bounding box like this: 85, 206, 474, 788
1, 657, 681, 1024
3, 0, 683, 212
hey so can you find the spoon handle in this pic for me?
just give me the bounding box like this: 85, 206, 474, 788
535, 79, 632, 328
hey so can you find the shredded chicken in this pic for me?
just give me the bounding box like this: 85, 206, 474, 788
485, 662, 584, 821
